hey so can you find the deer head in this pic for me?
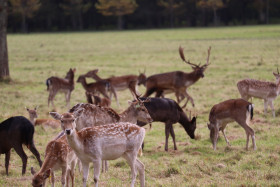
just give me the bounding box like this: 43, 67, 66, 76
273, 67, 280, 84
65, 68, 76, 80
179, 46, 211, 78
26, 107, 38, 119
31, 167, 51, 187
138, 69, 147, 86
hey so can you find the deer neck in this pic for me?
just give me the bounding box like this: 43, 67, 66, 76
119, 106, 137, 123
29, 115, 36, 125
66, 129, 83, 153
276, 81, 280, 96
186, 71, 202, 84
80, 78, 89, 90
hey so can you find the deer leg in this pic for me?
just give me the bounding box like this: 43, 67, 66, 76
184, 89, 195, 107
93, 159, 101, 187
123, 152, 137, 187
268, 99, 275, 117
155, 90, 164, 98
65, 91, 71, 109
237, 120, 256, 150
135, 159, 145, 187
165, 123, 171, 151
28, 142, 42, 167
213, 125, 219, 151
50, 91, 58, 110
70, 158, 77, 187
82, 162, 90, 187
169, 124, 177, 150
5, 150, 11, 176
221, 126, 230, 146
102, 160, 108, 173
61, 166, 67, 187
51, 171, 55, 187
110, 87, 119, 107
264, 99, 268, 115
13, 145, 28, 175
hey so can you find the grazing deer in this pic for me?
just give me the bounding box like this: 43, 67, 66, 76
0, 116, 42, 175
31, 135, 77, 187
137, 97, 196, 151
237, 69, 280, 117
84, 69, 147, 106
207, 98, 256, 151
46, 68, 76, 109
50, 110, 146, 187
85, 91, 111, 107
143, 46, 211, 108
26, 107, 60, 129
77, 75, 111, 99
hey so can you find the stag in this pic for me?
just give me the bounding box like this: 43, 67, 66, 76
208, 98, 256, 151
84, 69, 146, 106
46, 68, 76, 109
50, 110, 146, 187
143, 46, 211, 108
237, 68, 280, 117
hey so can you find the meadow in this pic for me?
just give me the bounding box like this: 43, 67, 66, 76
0, 25, 280, 186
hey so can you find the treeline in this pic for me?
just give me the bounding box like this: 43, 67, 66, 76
7, 0, 280, 33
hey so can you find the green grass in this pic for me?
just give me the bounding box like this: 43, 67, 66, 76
1, 25, 280, 186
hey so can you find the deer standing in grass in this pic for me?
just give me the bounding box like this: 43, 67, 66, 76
85, 69, 146, 106
143, 46, 211, 108
85, 91, 111, 107
26, 107, 60, 129
50, 110, 146, 187
31, 135, 78, 187
46, 68, 76, 109
207, 98, 256, 151
237, 69, 280, 117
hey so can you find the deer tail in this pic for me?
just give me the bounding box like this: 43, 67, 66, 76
46, 78, 51, 91
247, 104, 254, 120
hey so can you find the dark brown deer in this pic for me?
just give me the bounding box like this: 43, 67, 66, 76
77, 75, 111, 99
0, 116, 42, 175
137, 97, 196, 151
84, 69, 146, 106
85, 91, 111, 107
143, 46, 211, 108
208, 98, 256, 151
46, 68, 76, 109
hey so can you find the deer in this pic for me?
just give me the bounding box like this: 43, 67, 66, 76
237, 68, 280, 117
46, 68, 76, 109
136, 97, 196, 151
77, 74, 111, 100
26, 107, 60, 129
85, 91, 111, 107
0, 116, 42, 175
143, 46, 211, 108
31, 134, 77, 187
207, 98, 256, 151
50, 110, 146, 187
84, 69, 147, 106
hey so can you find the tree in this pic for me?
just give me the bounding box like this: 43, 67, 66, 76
95, 0, 138, 30
9, 0, 41, 32
197, 0, 225, 26
0, 0, 9, 80
60, 0, 92, 30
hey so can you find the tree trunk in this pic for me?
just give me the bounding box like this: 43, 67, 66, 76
21, 12, 27, 33
117, 15, 123, 30
0, 0, 10, 80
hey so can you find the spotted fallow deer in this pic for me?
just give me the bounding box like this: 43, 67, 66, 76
207, 98, 256, 151
46, 68, 76, 109
143, 46, 211, 108
26, 107, 60, 129
50, 110, 146, 187
84, 69, 147, 106
31, 135, 78, 187
237, 69, 280, 117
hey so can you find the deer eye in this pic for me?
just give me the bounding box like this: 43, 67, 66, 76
72, 119, 75, 122
61, 120, 64, 123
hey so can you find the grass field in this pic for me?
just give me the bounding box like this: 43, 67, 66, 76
1, 25, 280, 186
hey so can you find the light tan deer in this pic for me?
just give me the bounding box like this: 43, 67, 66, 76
84, 69, 147, 106
143, 46, 211, 108
207, 98, 256, 151
31, 135, 78, 187
237, 69, 280, 117
50, 110, 146, 187
26, 107, 60, 129
46, 68, 76, 109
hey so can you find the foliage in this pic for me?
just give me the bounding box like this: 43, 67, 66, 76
95, 0, 138, 16
9, 0, 41, 18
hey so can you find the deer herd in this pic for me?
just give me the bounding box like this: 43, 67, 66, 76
0, 45, 279, 186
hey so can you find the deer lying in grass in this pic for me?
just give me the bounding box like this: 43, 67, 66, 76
143, 46, 211, 108
0, 116, 42, 175
31, 134, 77, 187
84, 69, 146, 106
207, 98, 256, 151
77, 75, 111, 99
85, 91, 111, 107
237, 69, 280, 117
137, 97, 196, 151
46, 68, 76, 109
50, 110, 146, 187
26, 107, 60, 129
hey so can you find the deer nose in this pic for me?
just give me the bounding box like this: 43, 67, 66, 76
65, 129, 71, 135
148, 117, 153, 123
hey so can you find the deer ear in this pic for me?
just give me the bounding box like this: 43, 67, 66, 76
43, 169, 51, 179
49, 112, 62, 120
73, 108, 84, 118
72, 68, 76, 73
31, 167, 36, 175
25, 107, 29, 112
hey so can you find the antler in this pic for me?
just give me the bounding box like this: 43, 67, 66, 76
179, 46, 199, 68
201, 46, 211, 69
